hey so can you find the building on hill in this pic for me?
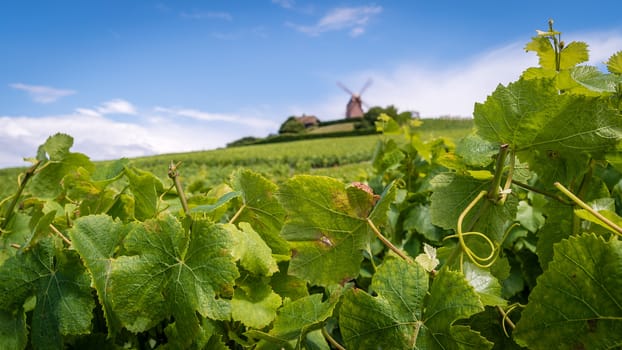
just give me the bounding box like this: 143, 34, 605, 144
296, 114, 320, 128
278, 114, 320, 134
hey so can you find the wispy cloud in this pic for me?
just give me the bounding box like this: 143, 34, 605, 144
573, 31, 622, 66
97, 99, 137, 115
154, 107, 277, 129
272, 0, 295, 9
210, 32, 239, 40
180, 11, 232, 21
288, 5, 382, 37
74, 99, 137, 117
10, 83, 76, 103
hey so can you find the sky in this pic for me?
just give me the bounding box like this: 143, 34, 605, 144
1, 1, 621, 168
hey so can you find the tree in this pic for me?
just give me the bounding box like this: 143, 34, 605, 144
361, 105, 414, 129
278, 116, 306, 134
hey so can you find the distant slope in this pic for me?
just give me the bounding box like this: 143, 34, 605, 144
0, 118, 474, 197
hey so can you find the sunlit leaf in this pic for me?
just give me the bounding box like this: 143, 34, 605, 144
68, 214, 135, 336
109, 216, 238, 345
279, 176, 396, 286
607, 50, 622, 74
229, 222, 279, 276
231, 276, 282, 329
231, 169, 289, 255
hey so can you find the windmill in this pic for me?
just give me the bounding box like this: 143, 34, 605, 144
337, 79, 372, 119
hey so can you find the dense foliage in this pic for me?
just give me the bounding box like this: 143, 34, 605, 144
278, 116, 308, 135
1, 22, 622, 349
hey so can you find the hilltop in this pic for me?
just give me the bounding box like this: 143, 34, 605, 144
227, 105, 472, 147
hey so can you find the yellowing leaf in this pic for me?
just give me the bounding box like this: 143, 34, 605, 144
415, 243, 439, 272
607, 50, 622, 74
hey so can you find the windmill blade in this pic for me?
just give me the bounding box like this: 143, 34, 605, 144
359, 78, 373, 95
337, 81, 355, 96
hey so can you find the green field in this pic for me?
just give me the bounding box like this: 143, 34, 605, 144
0, 118, 474, 198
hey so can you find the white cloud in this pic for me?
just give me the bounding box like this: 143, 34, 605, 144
10, 83, 76, 103
288, 5, 382, 37
309, 29, 622, 119
365, 42, 537, 117
97, 99, 137, 115
74, 108, 101, 117
573, 30, 622, 66
0, 102, 279, 168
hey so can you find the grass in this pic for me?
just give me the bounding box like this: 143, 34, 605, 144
307, 123, 355, 134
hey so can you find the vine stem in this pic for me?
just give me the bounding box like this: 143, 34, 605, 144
1, 160, 41, 231
366, 218, 412, 263
49, 224, 72, 246
322, 326, 346, 350
229, 204, 246, 224
554, 182, 622, 236
496, 305, 517, 337
168, 161, 190, 216
488, 144, 509, 203
511, 180, 570, 204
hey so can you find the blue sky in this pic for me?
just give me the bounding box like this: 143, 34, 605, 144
1, 1, 621, 168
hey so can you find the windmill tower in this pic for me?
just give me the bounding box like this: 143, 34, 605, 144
337, 79, 372, 119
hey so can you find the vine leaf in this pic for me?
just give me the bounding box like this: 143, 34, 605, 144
474, 78, 560, 149
535, 201, 574, 269
261, 292, 339, 347
230, 169, 289, 255
430, 172, 517, 243
278, 175, 396, 286
607, 50, 622, 74
231, 276, 282, 329
468, 306, 524, 349
414, 243, 439, 272
109, 215, 239, 345
0, 237, 94, 349
165, 318, 228, 350
68, 214, 135, 336
476, 76, 622, 154
474, 78, 622, 185
514, 234, 622, 349
30, 133, 94, 199
0, 308, 27, 350
524, 36, 588, 71
571, 65, 622, 93
124, 166, 163, 221
228, 222, 279, 276
455, 133, 498, 167
463, 261, 506, 307
270, 262, 309, 301
339, 258, 491, 349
